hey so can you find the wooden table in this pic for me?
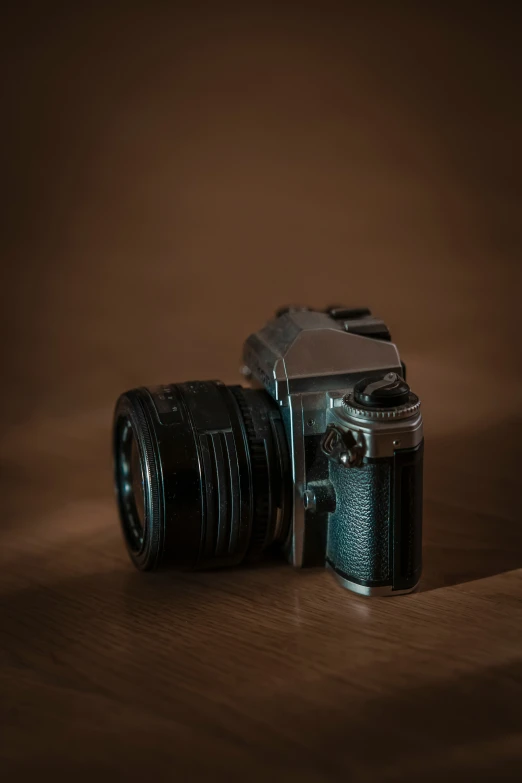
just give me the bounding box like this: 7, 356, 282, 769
2, 354, 522, 782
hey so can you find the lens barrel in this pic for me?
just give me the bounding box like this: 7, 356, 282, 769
113, 381, 291, 571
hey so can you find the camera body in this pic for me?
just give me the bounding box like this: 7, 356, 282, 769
242, 306, 423, 595
113, 305, 423, 597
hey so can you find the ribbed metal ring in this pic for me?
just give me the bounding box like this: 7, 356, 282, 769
342, 393, 421, 421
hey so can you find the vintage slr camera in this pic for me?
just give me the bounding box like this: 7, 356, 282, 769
113, 306, 423, 596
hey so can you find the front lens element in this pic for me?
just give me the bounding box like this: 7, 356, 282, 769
114, 416, 148, 555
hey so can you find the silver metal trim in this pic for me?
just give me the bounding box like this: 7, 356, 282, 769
327, 564, 419, 597
329, 403, 423, 460
244, 311, 403, 568
243, 310, 402, 404
343, 395, 421, 421
287, 394, 306, 567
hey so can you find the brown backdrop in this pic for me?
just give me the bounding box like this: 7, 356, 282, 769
2, 3, 522, 781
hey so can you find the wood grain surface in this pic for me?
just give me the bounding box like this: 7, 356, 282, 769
1, 5, 522, 782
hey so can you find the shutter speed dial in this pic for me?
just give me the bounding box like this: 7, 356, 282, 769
354, 372, 410, 407
344, 373, 420, 421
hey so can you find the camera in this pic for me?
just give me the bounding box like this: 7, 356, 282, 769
113, 306, 423, 596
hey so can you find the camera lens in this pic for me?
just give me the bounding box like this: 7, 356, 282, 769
113, 381, 292, 571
